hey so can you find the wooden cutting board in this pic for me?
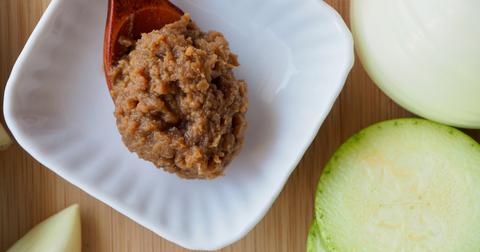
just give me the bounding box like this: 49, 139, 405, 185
1, 0, 479, 251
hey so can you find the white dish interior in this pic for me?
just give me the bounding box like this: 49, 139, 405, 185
4, 0, 353, 250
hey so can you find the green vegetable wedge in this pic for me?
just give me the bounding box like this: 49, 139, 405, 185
315, 119, 480, 251
7, 204, 81, 252
0, 123, 13, 150
306, 218, 328, 252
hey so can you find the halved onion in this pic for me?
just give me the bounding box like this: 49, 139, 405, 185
351, 0, 480, 128
7, 204, 81, 252
315, 119, 480, 251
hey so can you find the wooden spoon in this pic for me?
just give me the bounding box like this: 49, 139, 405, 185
103, 0, 184, 92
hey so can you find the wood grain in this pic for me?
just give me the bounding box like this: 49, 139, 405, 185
1, 0, 479, 251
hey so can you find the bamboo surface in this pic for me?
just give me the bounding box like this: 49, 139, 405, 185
1, 0, 479, 251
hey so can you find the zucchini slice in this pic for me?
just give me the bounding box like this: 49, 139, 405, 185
315, 119, 480, 251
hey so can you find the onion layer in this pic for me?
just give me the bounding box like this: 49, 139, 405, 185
351, 0, 480, 128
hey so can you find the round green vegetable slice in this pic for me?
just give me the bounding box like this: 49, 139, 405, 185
315, 119, 480, 251
306, 218, 328, 252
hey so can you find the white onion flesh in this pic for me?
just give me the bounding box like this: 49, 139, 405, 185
351, 0, 480, 129
315, 119, 480, 251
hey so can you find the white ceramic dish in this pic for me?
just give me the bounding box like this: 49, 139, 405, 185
4, 0, 353, 250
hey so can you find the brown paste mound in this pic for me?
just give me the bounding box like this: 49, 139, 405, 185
109, 13, 248, 180
110, 14, 248, 179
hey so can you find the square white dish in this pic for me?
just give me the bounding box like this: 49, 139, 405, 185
4, 0, 353, 250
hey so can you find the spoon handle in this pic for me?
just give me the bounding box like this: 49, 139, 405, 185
103, 0, 184, 92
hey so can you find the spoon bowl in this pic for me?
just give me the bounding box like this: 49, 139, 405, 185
103, 0, 184, 92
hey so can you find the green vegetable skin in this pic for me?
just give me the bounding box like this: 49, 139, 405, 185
313, 119, 480, 251
306, 218, 327, 252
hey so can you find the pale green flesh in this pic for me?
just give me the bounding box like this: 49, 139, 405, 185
0, 123, 13, 150
7, 204, 81, 252
315, 119, 480, 252
306, 218, 328, 252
